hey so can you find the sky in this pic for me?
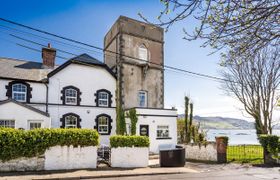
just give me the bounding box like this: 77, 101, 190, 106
0, 0, 267, 121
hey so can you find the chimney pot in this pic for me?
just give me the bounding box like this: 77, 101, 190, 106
42, 43, 56, 69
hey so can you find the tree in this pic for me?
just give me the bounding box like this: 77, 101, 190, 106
221, 47, 280, 135
184, 96, 189, 142
140, 0, 279, 61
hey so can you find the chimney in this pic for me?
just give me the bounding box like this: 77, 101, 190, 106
42, 43, 56, 68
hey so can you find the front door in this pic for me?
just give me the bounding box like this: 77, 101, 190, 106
140, 125, 149, 137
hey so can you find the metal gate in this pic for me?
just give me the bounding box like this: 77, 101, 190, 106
97, 145, 111, 166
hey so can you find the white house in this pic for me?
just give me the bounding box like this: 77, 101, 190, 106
0, 16, 177, 153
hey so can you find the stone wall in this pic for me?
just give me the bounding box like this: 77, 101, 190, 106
0, 146, 97, 172
0, 157, 44, 172
185, 142, 218, 162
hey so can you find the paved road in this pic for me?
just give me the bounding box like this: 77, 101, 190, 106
92, 163, 280, 180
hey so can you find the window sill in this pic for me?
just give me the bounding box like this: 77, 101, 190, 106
156, 137, 172, 140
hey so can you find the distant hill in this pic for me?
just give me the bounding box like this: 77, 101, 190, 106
178, 115, 255, 129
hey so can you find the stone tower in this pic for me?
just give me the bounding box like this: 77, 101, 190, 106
104, 16, 164, 109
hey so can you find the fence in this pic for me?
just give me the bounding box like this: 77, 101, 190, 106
227, 145, 264, 164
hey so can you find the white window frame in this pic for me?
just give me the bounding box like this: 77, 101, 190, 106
12, 83, 27, 102
98, 116, 109, 134
98, 92, 109, 107
157, 125, 170, 139
65, 115, 78, 128
0, 120, 15, 128
28, 120, 43, 130
65, 88, 77, 105
138, 91, 147, 107
138, 44, 148, 63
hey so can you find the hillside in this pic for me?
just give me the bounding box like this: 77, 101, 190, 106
178, 115, 255, 129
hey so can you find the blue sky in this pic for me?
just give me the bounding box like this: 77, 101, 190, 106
0, 0, 250, 119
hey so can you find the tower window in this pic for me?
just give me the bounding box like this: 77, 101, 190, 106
138, 45, 148, 63
138, 91, 147, 107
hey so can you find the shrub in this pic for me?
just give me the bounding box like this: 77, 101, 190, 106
110, 135, 149, 148
258, 135, 280, 159
0, 128, 99, 161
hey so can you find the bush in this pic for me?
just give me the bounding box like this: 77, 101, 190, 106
0, 128, 99, 161
110, 135, 149, 148
258, 135, 279, 159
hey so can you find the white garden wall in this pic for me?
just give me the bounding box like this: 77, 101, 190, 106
44, 145, 97, 170
185, 142, 218, 162
0, 146, 97, 172
111, 147, 149, 168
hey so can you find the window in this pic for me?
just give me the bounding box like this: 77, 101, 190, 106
138, 91, 147, 107
61, 86, 81, 105
98, 92, 109, 107
65, 88, 77, 105
6, 81, 32, 103
29, 121, 42, 130
139, 45, 148, 63
157, 125, 169, 139
12, 83, 27, 102
95, 89, 112, 107
98, 116, 109, 134
0, 120, 15, 128
94, 114, 112, 135
65, 115, 78, 128
60, 113, 81, 128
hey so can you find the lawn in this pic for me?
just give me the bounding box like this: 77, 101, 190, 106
227, 145, 264, 164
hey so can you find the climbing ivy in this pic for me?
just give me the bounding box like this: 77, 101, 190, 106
127, 108, 138, 135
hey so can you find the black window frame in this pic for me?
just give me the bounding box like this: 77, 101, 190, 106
6, 80, 32, 103
60, 113, 81, 128
94, 114, 112, 135
94, 89, 112, 107
61, 86, 81, 105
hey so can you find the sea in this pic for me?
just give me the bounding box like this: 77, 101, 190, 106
206, 129, 280, 145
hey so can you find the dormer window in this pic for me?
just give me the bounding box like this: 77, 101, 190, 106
61, 86, 81, 105
12, 83, 27, 102
95, 89, 112, 107
6, 81, 32, 103
138, 44, 148, 63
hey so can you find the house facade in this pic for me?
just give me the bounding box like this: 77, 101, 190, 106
0, 16, 177, 153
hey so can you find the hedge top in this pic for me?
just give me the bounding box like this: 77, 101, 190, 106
0, 128, 99, 161
110, 135, 150, 148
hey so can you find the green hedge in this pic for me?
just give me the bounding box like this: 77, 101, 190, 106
110, 135, 149, 148
258, 135, 279, 158
0, 128, 99, 161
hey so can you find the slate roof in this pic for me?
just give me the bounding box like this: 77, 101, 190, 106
0, 54, 116, 82
0, 99, 49, 117
0, 57, 53, 82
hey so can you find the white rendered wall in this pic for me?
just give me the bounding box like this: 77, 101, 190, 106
0, 101, 50, 129
111, 147, 149, 168
184, 143, 218, 162
47, 106, 116, 145
134, 108, 177, 153
48, 64, 116, 106
47, 63, 116, 145
44, 145, 97, 170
